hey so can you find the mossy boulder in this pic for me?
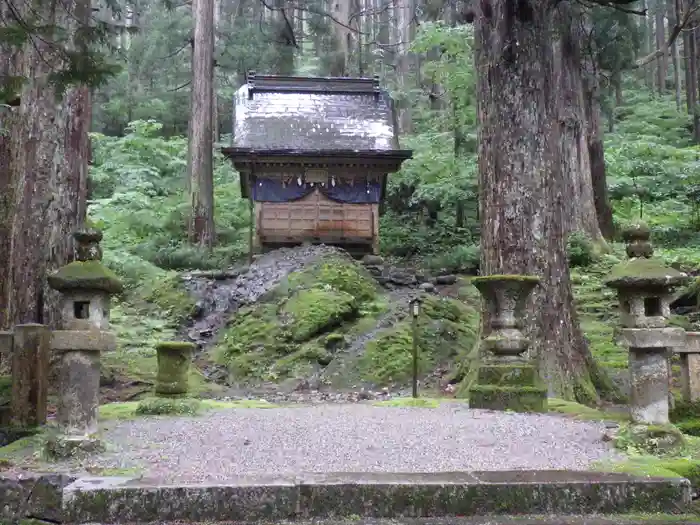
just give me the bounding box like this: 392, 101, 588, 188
284, 255, 379, 302
359, 295, 480, 386
214, 255, 381, 381
281, 287, 357, 341
614, 423, 685, 454
47, 260, 123, 294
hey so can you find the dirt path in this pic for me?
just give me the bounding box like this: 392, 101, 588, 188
62, 403, 620, 483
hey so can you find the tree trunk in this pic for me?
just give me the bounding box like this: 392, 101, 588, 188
669, 0, 682, 110
475, 0, 612, 403
655, 0, 667, 93
687, 17, 700, 142
0, 43, 20, 331
188, 0, 216, 248
9, 0, 90, 328
553, 8, 602, 243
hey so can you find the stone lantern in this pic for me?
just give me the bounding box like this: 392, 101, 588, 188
46, 229, 122, 456
604, 222, 688, 425
468, 275, 547, 412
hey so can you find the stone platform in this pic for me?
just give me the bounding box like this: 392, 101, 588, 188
61, 471, 690, 524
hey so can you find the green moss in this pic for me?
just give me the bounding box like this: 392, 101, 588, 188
99, 398, 277, 421
142, 273, 197, 325
614, 423, 686, 454
286, 255, 379, 303
471, 274, 540, 284
469, 384, 548, 413
47, 260, 124, 294
476, 364, 538, 387
597, 455, 700, 487
671, 401, 700, 422
360, 295, 479, 386
372, 397, 442, 408
677, 420, 700, 436
604, 257, 688, 288
213, 255, 389, 381
135, 396, 202, 416
548, 398, 627, 421
282, 287, 357, 341
155, 341, 193, 395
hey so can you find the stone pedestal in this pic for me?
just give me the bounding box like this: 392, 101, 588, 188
155, 342, 194, 396
618, 328, 685, 425
678, 332, 700, 403
604, 221, 689, 425
46, 330, 116, 455
468, 275, 547, 413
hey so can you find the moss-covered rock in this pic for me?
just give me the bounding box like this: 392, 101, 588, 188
47, 260, 124, 294
285, 255, 379, 302
214, 255, 386, 382
359, 295, 479, 386
282, 287, 357, 341
614, 423, 686, 454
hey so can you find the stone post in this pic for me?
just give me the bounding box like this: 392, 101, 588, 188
678, 332, 700, 403
0, 330, 12, 374
604, 222, 688, 425
155, 342, 194, 396
45, 229, 122, 456
468, 275, 547, 412
9, 324, 50, 427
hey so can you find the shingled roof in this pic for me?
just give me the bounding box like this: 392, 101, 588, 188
225, 72, 412, 158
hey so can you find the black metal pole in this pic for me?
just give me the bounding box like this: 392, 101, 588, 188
412, 312, 418, 398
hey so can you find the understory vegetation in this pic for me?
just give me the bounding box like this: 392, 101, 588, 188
87, 82, 700, 404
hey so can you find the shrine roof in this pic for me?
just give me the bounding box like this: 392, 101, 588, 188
228, 72, 407, 154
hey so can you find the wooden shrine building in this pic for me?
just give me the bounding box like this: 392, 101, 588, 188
221, 72, 412, 256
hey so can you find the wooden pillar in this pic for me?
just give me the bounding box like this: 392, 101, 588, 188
0, 331, 12, 375
10, 323, 50, 427
678, 332, 700, 403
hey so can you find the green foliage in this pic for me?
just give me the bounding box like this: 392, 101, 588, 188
135, 397, 202, 416
567, 232, 597, 268
360, 295, 480, 386
88, 119, 249, 278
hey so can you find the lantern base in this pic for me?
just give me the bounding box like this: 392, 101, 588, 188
469, 363, 547, 413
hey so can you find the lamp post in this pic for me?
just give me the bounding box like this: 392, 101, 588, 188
409, 297, 422, 398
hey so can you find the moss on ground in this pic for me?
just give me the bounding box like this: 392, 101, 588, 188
360, 294, 480, 387
213, 255, 387, 382
98, 398, 276, 420
372, 397, 466, 408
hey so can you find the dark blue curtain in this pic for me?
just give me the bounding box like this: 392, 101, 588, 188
252, 178, 382, 204
252, 178, 315, 202
320, 182, 381, 203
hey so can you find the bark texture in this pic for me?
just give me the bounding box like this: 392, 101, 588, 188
475, 0, 610, 402
553, 7, 602, 243
188, 0, 216, 248
8, 0, 89, 327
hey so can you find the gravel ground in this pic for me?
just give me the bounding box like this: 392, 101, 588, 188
73, 403, 622, 483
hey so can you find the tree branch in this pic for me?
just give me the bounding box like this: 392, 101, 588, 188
632, 0, 700, 68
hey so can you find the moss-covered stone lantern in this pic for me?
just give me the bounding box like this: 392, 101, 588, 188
45, 229, 121, 457
604, 222, 688, 425
47, 229, 123, 330
468, 275, 547, 413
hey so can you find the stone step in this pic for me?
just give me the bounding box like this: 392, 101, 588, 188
69, 518, 700, 525
61, 471, 692, 524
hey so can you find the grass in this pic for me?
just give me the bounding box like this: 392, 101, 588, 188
372, 397, 459, 408
547, 398, 629, 422
98, 398, 278, 420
